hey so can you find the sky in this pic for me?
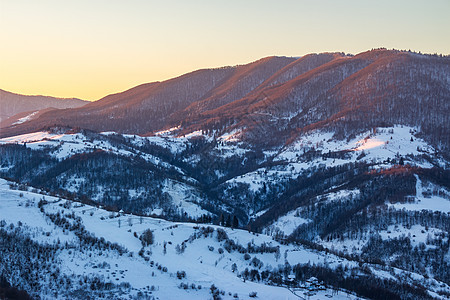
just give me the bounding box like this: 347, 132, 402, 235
1, 0, 449, 101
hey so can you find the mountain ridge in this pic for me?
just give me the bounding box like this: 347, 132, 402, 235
0, 89, 88, 123
1, 49, 448, 153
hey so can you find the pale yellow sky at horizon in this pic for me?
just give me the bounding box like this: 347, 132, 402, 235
1, 0, 449, 101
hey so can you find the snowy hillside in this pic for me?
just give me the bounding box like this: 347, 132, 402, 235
0, 178, 398, 300
223, 125, 445, 200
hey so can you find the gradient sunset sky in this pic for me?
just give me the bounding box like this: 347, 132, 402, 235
1, 0, 449, 101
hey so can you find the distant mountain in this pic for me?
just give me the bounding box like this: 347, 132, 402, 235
0, 89, 88, 123
183, 49, 449, 150
0, 56, 295, 136
1, 49, 448, 152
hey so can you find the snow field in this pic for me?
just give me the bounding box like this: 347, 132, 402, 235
1, 177, 450, 299
0, 178, 360, 299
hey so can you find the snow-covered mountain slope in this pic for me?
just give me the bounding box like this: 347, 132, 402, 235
1, 122, 449, 299
268, 172, 449, 246
223, 125, 445, 199
278, 126, 436, 165
0, 131, 175, 166
0, 125, 447, 219
0, 179, 362, 299
0, 129, 211, 219
2, 179, 449, 299
249, 126, 448, 240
